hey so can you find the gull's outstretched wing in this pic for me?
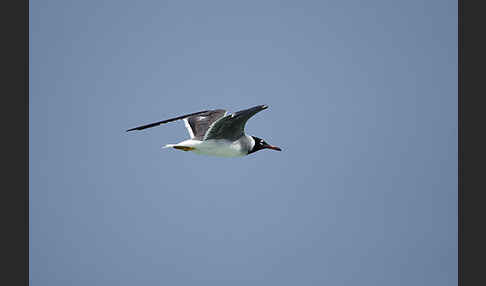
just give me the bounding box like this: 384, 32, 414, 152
126, 109, 226, 140
183, 110, 226, 140
203, 105, 268, 141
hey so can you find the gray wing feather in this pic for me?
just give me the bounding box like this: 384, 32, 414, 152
187, 110, 226, 140
126, 110, 212, 132
203, 105, 268, 141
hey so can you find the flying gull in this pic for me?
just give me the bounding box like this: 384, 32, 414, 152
126, 105, 281, 157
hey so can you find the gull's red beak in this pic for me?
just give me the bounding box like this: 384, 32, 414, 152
264, 145, 282, 151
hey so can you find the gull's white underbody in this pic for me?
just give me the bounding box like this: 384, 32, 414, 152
164, 135, 255, 158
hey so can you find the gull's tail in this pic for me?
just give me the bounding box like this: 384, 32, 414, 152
162, 144, 176, 149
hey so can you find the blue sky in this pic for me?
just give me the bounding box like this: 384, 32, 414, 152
30, 1, 457, 285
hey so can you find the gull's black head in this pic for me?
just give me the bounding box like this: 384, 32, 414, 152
248, 136, 282, 155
